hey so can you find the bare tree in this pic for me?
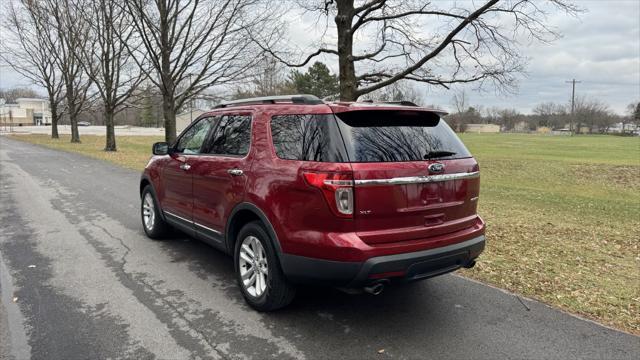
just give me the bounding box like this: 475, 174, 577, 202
1, 0, 65, 138
41, 0, 93, 143
232, 55, 294, 99
362, 81, 424, 105
0, 87, 40, 103
258, 0, 581, 101
573, 96, 613, 133
533, 102, 567, 128
124, 0, 274, 143
625, 102, 640, 130
451, 89, 469, 114
497, 108, 523, 131
76, 0, 144, 151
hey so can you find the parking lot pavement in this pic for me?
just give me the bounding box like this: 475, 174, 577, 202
1, 136, 638, 359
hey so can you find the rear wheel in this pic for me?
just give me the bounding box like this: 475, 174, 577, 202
234, 221, 295, 311
141, 186, 170, 239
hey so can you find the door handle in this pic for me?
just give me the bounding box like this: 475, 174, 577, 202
180, 163, 191, 171
227, 168, 243, 176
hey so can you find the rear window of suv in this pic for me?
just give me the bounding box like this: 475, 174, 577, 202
270, 110, 470, 163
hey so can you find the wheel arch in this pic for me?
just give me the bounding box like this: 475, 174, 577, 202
226, 203, 283, 258
140, 176, 152, 197
139, 176, 166, 222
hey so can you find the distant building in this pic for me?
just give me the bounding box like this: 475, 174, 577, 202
607, 122, 639, 134
176, 109, 208, 132
0, 98, 51, 126
551, 129, 572, 136
513, 120, 529, 132
578, 126, 592, 134
465, 124, 500, 133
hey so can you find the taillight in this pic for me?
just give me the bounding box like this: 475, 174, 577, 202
303, 171, 354, 218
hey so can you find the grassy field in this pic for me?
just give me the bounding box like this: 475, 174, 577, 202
6, 134, 163, 170
458, 133, 639, 334
7, 132, 640, 334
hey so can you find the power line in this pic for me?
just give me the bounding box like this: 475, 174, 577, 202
565, 79, 581, 134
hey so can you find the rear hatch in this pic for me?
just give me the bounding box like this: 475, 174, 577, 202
333, 109, 480, 245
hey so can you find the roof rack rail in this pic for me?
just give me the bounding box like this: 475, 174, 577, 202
378, 100, 419, 107
214, 94, 323, 108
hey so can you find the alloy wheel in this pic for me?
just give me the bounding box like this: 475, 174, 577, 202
238, 235, 268, 297
142, 193, 155, 231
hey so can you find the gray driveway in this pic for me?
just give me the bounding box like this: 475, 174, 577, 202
0, 137, 638, 360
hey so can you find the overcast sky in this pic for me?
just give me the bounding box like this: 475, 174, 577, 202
1, 0, 638, 115
284, 0, 640, 115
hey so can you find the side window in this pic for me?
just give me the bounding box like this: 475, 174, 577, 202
175, 117, 214, 154
270, 114, 349, 162
207, 115, 252, 156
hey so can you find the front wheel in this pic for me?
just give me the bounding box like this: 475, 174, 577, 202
141, 186, 170, 239
234, 221, 295, 311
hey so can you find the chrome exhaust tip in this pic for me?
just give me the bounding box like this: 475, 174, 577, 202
363, 282, 385, 295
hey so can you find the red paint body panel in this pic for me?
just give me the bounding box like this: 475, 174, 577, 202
162, 154, 195, 220
191, 155, 249, 233
351, 158, 480, 245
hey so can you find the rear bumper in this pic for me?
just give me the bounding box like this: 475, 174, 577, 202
280, 235, 485, 287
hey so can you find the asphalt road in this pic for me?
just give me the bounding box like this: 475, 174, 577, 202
0, 137, 638, 360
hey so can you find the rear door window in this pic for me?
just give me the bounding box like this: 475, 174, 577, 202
270, 114, 349, 162
206, 115, 252, 156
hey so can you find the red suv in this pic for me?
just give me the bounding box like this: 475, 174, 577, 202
140, 95, 485, 311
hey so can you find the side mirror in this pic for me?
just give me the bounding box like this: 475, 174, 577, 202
152, 142, 170, 155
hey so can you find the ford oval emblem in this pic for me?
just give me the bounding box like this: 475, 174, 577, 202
428, 163, 445, 173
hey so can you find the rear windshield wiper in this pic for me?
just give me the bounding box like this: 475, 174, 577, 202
423, 150, 457, 159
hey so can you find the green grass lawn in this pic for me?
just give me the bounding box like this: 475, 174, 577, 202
8, 132, 640, 334
458, 133, 639, 334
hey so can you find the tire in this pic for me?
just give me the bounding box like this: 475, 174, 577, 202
234, 221, 296, 311
141, 185, 170, 239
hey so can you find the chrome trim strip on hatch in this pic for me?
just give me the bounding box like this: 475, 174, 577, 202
354, 171, 479, 187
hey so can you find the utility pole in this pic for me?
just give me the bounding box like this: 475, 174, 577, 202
565, 79, 581, 134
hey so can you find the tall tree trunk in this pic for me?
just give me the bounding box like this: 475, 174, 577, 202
70, 113, 80, 143
335, 0, 357, 101
66, 85, 80, 143
48, 95, 59, 139
158, 0, 176, 143
104, 107, 116, 151
162, 94, 177, 143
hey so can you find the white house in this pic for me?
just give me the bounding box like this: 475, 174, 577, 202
607, 122, 639, 134
0, 98, 51, 126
